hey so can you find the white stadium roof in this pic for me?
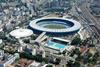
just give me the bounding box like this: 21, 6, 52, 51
29, 17, 81, 33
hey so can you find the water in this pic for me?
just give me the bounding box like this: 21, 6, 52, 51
47, 41, 65, 50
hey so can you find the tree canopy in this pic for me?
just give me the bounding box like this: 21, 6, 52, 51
71, 37, 82, 45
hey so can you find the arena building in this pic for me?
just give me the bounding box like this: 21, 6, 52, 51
29, 17, 81, 37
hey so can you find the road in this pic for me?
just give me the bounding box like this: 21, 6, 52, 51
73, 0, 100, 63
77, 0, 100, 37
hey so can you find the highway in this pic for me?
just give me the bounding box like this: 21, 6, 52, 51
76, 0, 100, 38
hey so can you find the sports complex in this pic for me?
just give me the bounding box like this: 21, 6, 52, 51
29, 17, 81, 36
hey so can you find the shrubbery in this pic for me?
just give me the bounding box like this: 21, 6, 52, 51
71, 37, 82, 45
19, 52, 61, 64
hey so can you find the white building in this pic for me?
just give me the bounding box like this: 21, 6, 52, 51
0, 50, 17, 67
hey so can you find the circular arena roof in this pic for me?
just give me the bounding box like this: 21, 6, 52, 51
29, 17, 81, 33
10, 28, 33, 38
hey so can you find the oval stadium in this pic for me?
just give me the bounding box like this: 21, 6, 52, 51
29, 17, 81, 36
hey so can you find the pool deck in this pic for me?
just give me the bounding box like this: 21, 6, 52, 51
45, 41, 67, 51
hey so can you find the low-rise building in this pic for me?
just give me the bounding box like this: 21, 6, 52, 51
0, 50, 17, 67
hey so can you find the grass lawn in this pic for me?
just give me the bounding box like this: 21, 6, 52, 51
44, 24, 66, 29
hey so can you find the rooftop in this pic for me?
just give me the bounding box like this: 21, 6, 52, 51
0, 50, 15, 64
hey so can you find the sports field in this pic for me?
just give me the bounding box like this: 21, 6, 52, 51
44, 24, 66, 29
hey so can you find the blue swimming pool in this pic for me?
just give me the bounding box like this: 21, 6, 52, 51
47, 41, 66, 50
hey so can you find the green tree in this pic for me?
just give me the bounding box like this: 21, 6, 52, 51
46, 65, 53, 67
67, 61, 81, 67
71, 37, 82, 45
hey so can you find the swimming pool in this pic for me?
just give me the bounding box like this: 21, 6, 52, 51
46, 41, 66, 50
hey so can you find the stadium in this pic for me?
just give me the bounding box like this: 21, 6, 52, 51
29, 17, 81, 36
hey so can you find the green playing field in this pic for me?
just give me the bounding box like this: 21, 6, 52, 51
44, 24, 66, 29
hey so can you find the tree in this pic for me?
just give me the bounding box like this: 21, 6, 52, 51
71, 37, 82, 45
67, 61, 81, 67
73, 61, 81, 67
89, 52, 99, 64
54, 58, 61, 64
46, 65, 53, 67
